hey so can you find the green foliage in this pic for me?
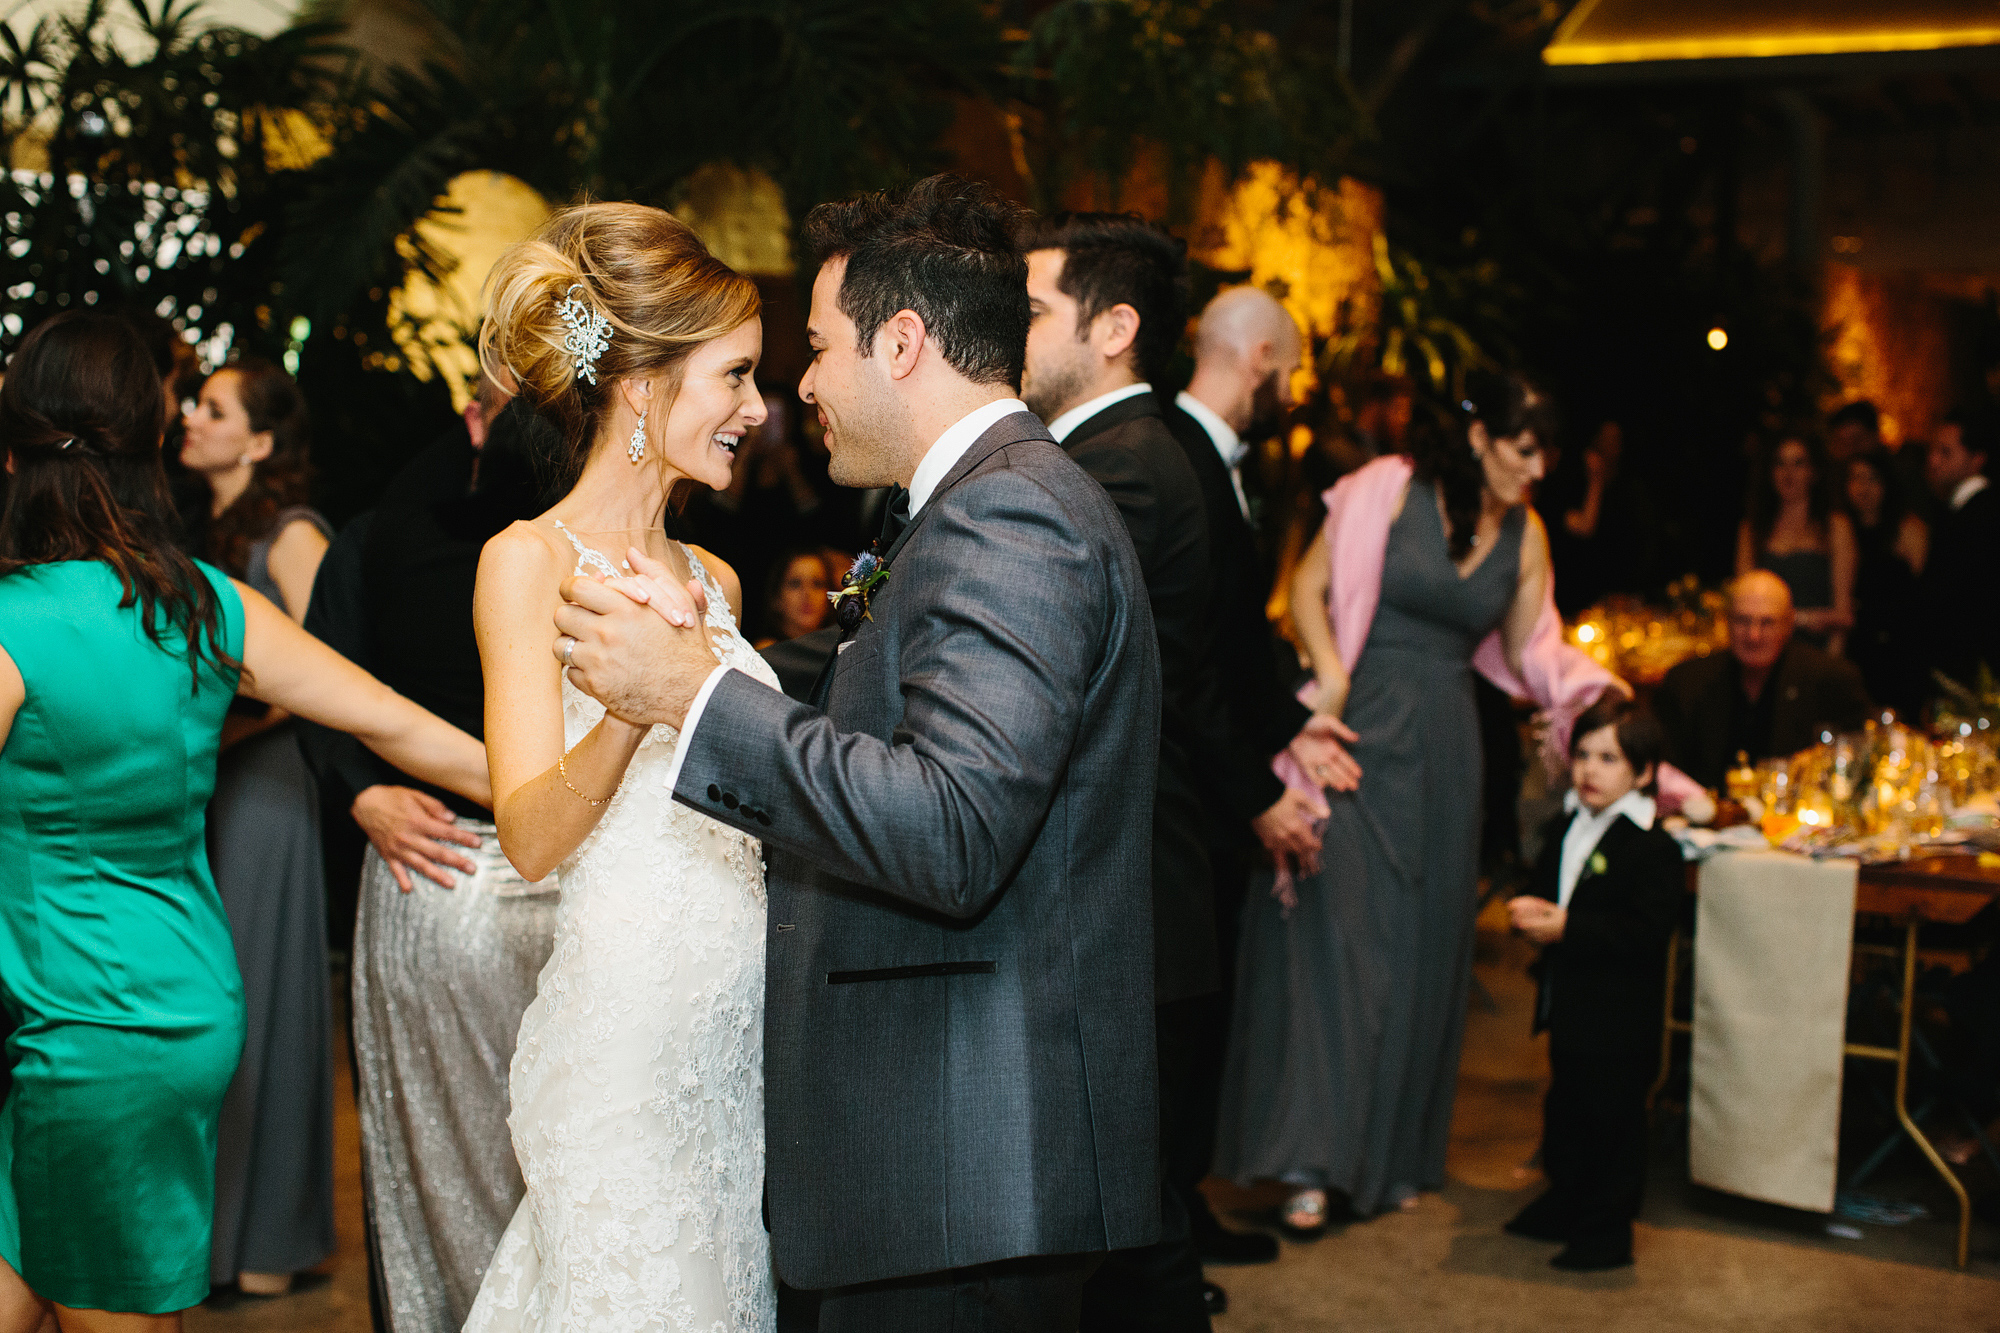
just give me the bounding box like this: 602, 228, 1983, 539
1012, 0, 1362, 222
280, 0, 1008, 332
0, 0, 340, 357
1933, 663, 2000, 732
1323, 232, 1515, 399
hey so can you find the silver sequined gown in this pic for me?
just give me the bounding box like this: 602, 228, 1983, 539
354, 831, 558, 1331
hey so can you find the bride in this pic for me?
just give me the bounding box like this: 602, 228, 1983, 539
462, 202, 777, 1331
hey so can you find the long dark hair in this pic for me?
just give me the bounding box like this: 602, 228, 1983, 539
202, 358, 314, 576
1843, 448, 1905, 535
1407, 369, 1557, 560
1745, 433, 1832, 550
0, 312, 238, 688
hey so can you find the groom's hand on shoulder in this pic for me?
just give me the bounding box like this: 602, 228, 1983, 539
555, 576, 716, 729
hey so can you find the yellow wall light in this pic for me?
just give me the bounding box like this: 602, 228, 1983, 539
1543, 0, 2000, 66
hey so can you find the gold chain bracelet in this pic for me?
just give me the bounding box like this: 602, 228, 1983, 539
558, 748, 613, 806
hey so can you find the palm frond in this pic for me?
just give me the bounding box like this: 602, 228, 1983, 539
278, 58, 493, 323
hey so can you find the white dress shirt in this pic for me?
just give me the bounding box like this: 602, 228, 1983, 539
664, 396, 1028, 794
1556, 787, 1656, 910
908, 396, 1028, 516
1045, 382, 1151, 444
1175, 390, 1250, 522
1952, 473, 1989, 511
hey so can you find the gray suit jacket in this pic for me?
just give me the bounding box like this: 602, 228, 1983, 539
671, 409, 1164, 1290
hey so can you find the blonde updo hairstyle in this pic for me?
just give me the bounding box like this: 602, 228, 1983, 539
480, 202, 760, 494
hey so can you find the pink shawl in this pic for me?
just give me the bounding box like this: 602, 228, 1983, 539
1274, 454, 1701, 811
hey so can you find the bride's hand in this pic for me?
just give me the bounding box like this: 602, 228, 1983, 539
594, 548, 709, 629
555, 575, 716, 729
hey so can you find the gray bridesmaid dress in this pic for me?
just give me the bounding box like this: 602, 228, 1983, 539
1216, 478, 1524, 1215
208, 506, 339, 1283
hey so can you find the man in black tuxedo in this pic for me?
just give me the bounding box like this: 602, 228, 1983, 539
1163, 286, 1357, 1262
1019, 212, 1219, 1330
1653, 571, 1872, 789
1919, 408, 2000, 694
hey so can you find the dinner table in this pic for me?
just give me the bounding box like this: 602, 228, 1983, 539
1658, 851, 2000, 1268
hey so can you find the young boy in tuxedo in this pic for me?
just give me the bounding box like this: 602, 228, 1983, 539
1505, 695, 1683, 1271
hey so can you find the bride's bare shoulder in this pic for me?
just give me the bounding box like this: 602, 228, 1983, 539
476, 521, 565, 605
486, 519, 569, 565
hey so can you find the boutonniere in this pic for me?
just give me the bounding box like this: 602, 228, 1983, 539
829, 550, 890, 632
1585, 851, 1609, 878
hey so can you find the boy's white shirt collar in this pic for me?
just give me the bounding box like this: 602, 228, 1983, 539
1556, 787, 1656, 910
1561, 786, 1656, 828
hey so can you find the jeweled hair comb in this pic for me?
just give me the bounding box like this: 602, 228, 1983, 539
557, 283, 612, 385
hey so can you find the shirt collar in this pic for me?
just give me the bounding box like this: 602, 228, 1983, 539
1563, 786, 1657, 831
907, 397, 1028, 517
1952, 474, 1989, 511
1175, 390, 1247, 469
1045, 383, 1152, 444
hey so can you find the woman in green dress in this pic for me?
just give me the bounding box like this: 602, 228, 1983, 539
0, 312, 491, 1332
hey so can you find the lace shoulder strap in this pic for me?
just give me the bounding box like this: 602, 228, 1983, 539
680, 543, 738, 633
552, 518, 624, 579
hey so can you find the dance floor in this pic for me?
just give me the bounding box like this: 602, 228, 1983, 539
187, 904, 2000, 1333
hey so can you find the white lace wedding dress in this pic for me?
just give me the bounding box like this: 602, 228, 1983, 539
464, 532, 777, 1333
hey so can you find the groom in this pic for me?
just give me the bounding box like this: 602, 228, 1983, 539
555, 176, 1164, 1330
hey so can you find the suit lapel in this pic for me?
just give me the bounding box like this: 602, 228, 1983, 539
812, 410, 1052, 712
1571, 815, 1639, 906
1530, 810, 1573, 903
1059, 390, 1161, 452
879, 409, 1052, 568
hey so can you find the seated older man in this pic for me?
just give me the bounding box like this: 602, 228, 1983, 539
1654, 570, 1874, 789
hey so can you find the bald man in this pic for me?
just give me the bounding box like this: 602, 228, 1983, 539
1162, 287, 1335, 1269
1653, 571, 1872, 788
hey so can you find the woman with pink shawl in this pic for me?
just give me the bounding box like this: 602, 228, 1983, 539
1212, 373, 1632, 1232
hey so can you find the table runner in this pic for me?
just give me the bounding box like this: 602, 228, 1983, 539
1689, 849, 1857, 1213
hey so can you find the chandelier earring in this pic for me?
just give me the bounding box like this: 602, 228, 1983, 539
628, 410, 648, 464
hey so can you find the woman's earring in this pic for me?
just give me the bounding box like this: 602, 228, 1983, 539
627, 410, 647, 464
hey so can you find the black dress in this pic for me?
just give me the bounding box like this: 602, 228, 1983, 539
1849, 519, 1923, 715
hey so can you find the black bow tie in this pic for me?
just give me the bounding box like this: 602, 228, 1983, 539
875, 487, 912, 554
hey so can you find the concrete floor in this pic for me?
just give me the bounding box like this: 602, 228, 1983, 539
188, 915, 2000, 1332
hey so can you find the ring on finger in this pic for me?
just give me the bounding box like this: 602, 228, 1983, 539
558, 635, 578, 667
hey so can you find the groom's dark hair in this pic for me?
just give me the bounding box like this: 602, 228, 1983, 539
802, 175, 1033, 390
